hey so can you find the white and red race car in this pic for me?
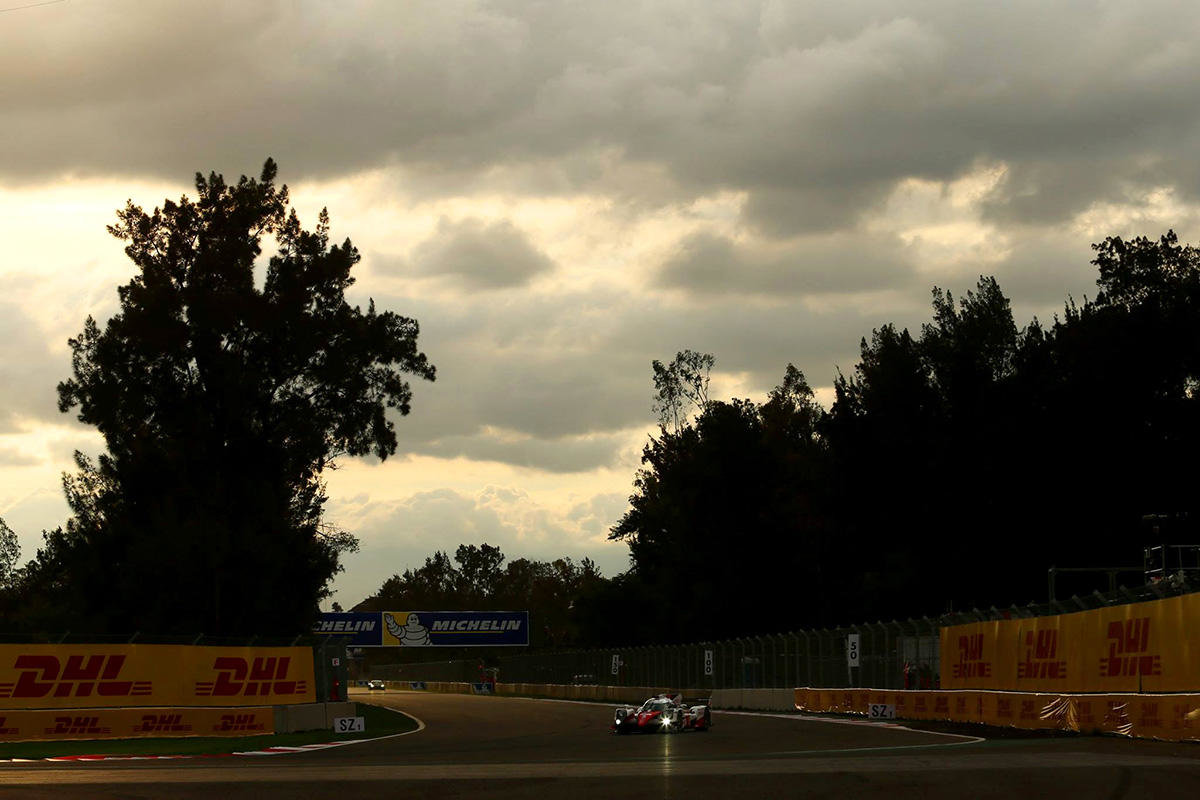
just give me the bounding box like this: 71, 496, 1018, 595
611, 693, 712, 734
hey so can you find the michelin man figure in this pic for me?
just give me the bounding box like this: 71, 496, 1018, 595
385, 612, 431, 646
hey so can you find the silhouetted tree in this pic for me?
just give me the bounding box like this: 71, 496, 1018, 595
611, 362, 830, 641
362, 544, 607, 647
17, 159, 435, 635
613, 240, 1200, 629
652, 350, 714, 433
0, 517, 17, 589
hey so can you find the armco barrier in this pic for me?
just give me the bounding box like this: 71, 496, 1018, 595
793, 688, 1200, 742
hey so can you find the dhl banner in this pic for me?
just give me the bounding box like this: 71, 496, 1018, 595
0, 645, 315, 710
0, 706, 274, 742
940, 592, 1200, 693
793, 688, 1200, 742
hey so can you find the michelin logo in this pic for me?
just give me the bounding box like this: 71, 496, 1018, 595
314, 619, 377, 633
430, 619, 522, 631
385, 613, 431, 646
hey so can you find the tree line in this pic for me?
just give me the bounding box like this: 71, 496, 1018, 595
0, 160, 435, 636
359, 233, 1200, 647
595, 232, 1200, 643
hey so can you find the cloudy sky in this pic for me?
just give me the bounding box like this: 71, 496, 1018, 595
3, 0, 1200, 609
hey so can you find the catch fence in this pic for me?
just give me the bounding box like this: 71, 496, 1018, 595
373, 577, 1196, 690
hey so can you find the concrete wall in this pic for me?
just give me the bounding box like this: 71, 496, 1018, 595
273, 701, 356, 733
708, 688, 795, 711
387, 680, 794, 712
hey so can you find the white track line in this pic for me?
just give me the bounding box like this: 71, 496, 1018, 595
714, 710, 985, 744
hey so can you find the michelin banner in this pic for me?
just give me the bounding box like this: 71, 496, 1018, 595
384, 611, 529, 647
314, 611, 529, 647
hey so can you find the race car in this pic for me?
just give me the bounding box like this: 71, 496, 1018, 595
611, 693, 711, 734
367, 679, 386, 690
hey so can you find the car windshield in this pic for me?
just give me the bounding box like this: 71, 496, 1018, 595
641, 700, 671, 712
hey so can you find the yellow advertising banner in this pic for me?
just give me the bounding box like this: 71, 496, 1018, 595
940, 592, 1200, 693
792, 688, 1200, 741
0, 706, 275, 742
0, 645, 315, 710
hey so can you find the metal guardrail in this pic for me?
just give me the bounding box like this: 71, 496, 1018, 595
374, 578, 1198, 690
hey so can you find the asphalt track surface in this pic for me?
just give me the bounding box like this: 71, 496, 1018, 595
2, 689, 1200, 798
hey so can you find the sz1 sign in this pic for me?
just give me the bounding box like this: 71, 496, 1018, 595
333, 716, 365, 733
868, 704, 895, 720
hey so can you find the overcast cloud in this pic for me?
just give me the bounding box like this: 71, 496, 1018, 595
3, 0, 1199, 606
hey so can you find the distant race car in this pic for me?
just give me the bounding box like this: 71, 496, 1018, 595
612, 693, 711, 734
367, 679, 386, 690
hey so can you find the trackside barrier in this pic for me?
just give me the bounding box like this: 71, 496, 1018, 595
0, 644, 317, 709
272, 701, 356, 734
495, 683, 693, 704
389, 680, 788, 708
0, 707, 276, 743
372, 584, 1200, 692
386, 680, 474, 695
793, 688, 1200, 742
941, 592, 1200, 693
709, 688, 796, 711
390, 680, 693, 704
0, 701, 358, 741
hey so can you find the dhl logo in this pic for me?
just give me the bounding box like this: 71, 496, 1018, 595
194, 656, 307, 697
215, 713, 267, 732
45, 715, 111, 736
0, 655, 151, 699
1099, 618, 1163, 678
953, 633, 992, 678
135, 713, 192, 734
1138, 702, 1162, 728
0, 716, 17, 735
1018, 629, 1068, 679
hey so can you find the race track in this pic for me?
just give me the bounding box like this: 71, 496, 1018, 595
2, 689, 1200, 798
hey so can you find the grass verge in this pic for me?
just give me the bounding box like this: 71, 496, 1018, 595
0, 701, 419, 760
